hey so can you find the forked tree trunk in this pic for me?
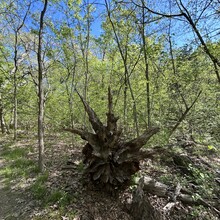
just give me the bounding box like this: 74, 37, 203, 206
64, 88, 160, 192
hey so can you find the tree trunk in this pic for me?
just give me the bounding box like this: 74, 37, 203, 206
105, 0, 139, 136
133, 176, 220, 217
13, 35, 18, 141
13, 74, 17, 140
37, 0, 48, 172
169, 90, 202, 138
141, 3, 151, 128
129, 178, 163, 220
0, 94, 6, 134
11, 3, 30, 141
38, 83, 45, 172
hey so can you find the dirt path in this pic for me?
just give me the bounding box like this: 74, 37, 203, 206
0, 144, 20, 220
0, 174, 19, 219
0, 144, 34, 220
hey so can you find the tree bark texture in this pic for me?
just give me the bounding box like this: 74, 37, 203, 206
37, 0, 48, 172
0, 95, 6, 134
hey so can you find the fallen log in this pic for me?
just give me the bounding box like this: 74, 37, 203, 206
134, 176, 220, 217
129, 178, 164, 220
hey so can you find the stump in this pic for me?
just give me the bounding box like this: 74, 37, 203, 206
64, 88, 160, 192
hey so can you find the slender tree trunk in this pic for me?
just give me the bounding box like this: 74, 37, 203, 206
13, 73, 17, 140
70, 66, 76, 131
13, 33, 18, 141
178, 1, 220, 84
37, 0, 48, 172
168, 19, 176, 76
126, 73, 139, 136
123, 73, 128, 131
138, 0, 220, 84
105, 0, 139, 136
38, 80, 45, 172
84, 0, 90, 102
65, 68, 76, 145
4, 118, 9, 134
78, 0, 91, 127
169, 91, 202, 138
9, 109, 14, 129
11, 3, 30, 140
141, 4, 151, 128
0, 94, 6, 134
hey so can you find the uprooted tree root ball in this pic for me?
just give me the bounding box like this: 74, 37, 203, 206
64, 87, 160, 192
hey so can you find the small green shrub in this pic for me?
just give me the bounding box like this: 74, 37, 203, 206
0, 167, 13, 178
159, 174, 173, 185
36, 172, 49, 183
46, 190, 71, 206
30, 165, 41, 174
31, 172, 49, 200
188, 205, 207, 219
76, 161, 84, 172
47, 190, 64, 203
31, 184, 48, 200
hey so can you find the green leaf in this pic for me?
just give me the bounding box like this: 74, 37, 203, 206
207, 145, 216, 151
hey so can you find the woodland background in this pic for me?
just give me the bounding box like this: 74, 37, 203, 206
0, 0, 220, 219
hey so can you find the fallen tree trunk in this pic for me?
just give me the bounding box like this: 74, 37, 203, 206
129, 178, 164, 220
134, 176, 220, 217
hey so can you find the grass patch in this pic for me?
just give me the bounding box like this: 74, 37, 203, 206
10, 158, 35, 168
31, 209, 77, 220
0, 155, 38, 180
46, 189, 72, 206
0, 141, 39, 183
32, 184, 48, 200
2, 147, 28, 160
31, 172, 75, 213
0, 161, 38, 180
0, 138, 76, 219
31, 172, 49, 200
0, 167, 14, 178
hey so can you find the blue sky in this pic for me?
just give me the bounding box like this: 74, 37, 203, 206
5, 0, 219, 48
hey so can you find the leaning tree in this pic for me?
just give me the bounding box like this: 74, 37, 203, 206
64, 88, 160, 192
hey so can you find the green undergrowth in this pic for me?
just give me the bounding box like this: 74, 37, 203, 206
158, 144, 219, 217
31, 172, 49, 200
31, 172, 73, 206
0, 142, 39, 182
0, 138, 76, 218
32, 210, 77, 220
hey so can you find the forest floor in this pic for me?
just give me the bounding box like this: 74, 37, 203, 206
0, 132, 219, 220
0, 139, 36, 220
